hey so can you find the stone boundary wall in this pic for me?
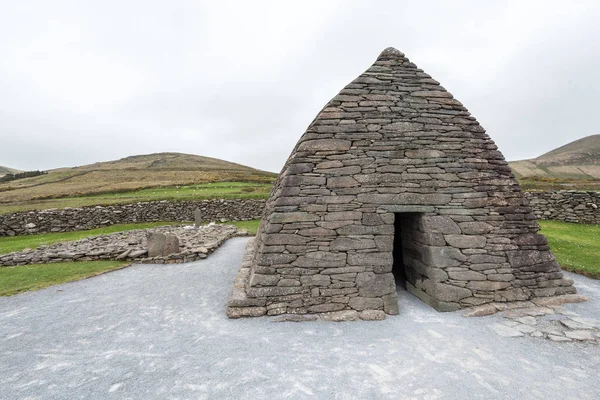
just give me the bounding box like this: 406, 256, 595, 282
0, 191, 597, 237
524, 191, 599, 224
0, 199, 266, 237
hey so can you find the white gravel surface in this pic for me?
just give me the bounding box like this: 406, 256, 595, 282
1, 237, 599, 399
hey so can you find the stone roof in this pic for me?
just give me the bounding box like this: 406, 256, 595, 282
227, 47, 576, 320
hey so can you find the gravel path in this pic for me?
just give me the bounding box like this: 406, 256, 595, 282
1, 237, 599, 399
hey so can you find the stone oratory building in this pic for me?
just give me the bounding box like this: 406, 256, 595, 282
227, 47, 576, 319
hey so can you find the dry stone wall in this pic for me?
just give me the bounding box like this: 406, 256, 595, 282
227, 47, 577, 320
525, 191, 599, 224
0, 199, 265, 237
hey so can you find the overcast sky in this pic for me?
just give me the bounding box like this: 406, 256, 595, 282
1, 0, 599, 173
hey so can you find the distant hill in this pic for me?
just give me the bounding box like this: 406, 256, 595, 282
0, 165, 23, 177
509, 135, 600, 185
0, 152, 276, 204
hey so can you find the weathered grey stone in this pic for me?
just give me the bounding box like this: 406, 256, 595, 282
448, 271, 486, 281
356, 272, 396, 297
320, 310, 359, 322
348, 297, 384, 311
419, 216, 461, 234
270, 212, 320, 224
194, 208, 202, 228
359, 310, 387, 321
433, 283, 472, 302
293, 251, 347, 268
249, 274, 280, 287
297, 139, 351, 152
147, 232, 167, 257
271, 314, 318, 322
147, 233, 179, 257
227, 307, 267, 318
458, 221, 494, 235
444, 235, 486, 249
308, 303, 346, 313
330, 237, 375, 251
422, 246, 467, 268
467, 281, 511, 291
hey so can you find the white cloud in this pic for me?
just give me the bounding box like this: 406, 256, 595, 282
0, 0, 599, 171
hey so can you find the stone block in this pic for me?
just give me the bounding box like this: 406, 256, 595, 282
357, 193, 452, 205
147, 233, 180, 257
356, 272, 396, 297
320, 310, 359, 322
324, 211, 362, 221
327, 176, 360, 188
448, 271, 486, 281
444, 234, 486, 249
381, 293, 399, 315
419, 216, 461, 234
269, 212, 320, 224
429, 282, 472, 302
263, 234, 310, 246
467, 281, 511, 291
422, 246, 467, 268
249, 274, 280, 287
459, 221, 494, 235
257, 253, 297, 265
349, 297, 384, 311
347, 252, 393, 267
297, 139, 351, 151
359, 310, 387, 321
331, 237, 376, 251
227, 307, 267, 318
300, 275, 331, 287
308, 303, 346, 313
506, 250, 555, 268
293, 251, 347, 268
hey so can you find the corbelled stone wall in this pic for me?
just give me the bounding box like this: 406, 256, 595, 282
0, 199, 266, 237
227, 47, 576, 320
525, 191, 599, 224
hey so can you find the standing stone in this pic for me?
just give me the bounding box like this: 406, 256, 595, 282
147, 232, 180, 257
194, 208, 202, 228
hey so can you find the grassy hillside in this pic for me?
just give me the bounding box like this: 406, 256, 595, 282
0, 153, 276, 208
509, 135, 600, 190
0, 166, 23, 177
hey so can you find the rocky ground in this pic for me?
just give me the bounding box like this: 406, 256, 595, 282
0, 224, 244, 266
484, 300, 599, 342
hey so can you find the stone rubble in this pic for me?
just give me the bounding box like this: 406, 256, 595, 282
0, 224, 244, 266
466, 295, 599, 343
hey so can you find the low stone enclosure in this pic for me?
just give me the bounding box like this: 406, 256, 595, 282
0, 224, 244, 267
227, 47, 578, 320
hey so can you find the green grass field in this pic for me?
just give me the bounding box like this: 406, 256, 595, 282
0, 261, 129, 296
539, 220, 600, 279
0, 181, 273, 214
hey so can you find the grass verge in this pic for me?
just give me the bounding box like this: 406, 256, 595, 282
0, 222, 180, 255
539, 220, 600, 279
0, 181, 272, 214
224, 220, 260, 235
0, 261, 129, 296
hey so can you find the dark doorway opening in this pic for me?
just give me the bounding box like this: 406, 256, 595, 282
392, 213, 410, 289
